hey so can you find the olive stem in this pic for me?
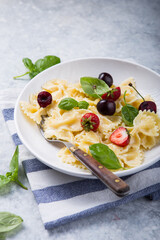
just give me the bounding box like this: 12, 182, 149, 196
128, 83, 145, 101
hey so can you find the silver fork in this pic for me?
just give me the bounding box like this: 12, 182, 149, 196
38, 116, 130, 197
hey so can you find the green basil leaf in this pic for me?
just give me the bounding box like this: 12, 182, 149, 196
89, 143, 122, 169
78, 101, 89, 109
9, 146, 19, 177
5, 172, 12, 178
43, 55, 61, 68
34, 59, 45, 71
0, 212, 23, 233
0, 175, 11, 188
58, 98, 78, 110
9, 147, 28, 190
80, 77, 109, 98
121, 90, 139, 126
0, 232, 5, 239
0, 147, 27, 190
22, 58, 35, 71
35, 55, 60, 72
29, 71, 40, 79
14, 55, 61, 80
121, 104, 139, 126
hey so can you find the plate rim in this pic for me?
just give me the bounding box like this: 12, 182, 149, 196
14, 57, 160, 178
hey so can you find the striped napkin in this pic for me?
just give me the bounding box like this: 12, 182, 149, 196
2, 104, 160, 229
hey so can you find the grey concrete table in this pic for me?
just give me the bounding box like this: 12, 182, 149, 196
0, 0, 160, 239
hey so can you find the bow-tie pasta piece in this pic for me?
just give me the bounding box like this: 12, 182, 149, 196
75, 130, 102, 153
42, 79, 68, 93
67, 83, 87, 98
120, 77, 138, 104
98, 115, 122, 140
58, 147, 88, 170
132, 110, 160, 149
20, 101, 45, 124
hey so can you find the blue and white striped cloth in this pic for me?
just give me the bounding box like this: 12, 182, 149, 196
2, 105, 160, 229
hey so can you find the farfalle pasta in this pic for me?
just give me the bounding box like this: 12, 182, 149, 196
132, 110, 160, 149
20, 77, 160, 170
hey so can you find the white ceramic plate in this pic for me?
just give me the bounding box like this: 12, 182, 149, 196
14, 58, 160, 178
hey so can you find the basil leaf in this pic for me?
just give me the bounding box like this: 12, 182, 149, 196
89, 143, 122, 169
14, 55, 61, 79
34, 59, 45, 71
0, 175, 11, 188
78, 101, 89, 109
0, 212, 23, 233
58, 98, 78, 110
22, 58, 35, 71
0, 233, 5, 239
9, 146, 28, 190
121, 104, 139, 126
9, 146, 19, 176
121, 91, 139, 126
43, 55, 60, 67
80, 77, 109, 98
35, 55, 61, 72
0, 147, 28, 190
29, 71, 40, 79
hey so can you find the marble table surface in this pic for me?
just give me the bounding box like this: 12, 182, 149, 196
0, 0, 160, 239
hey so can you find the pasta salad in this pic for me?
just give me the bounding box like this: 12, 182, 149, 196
20, 73, 160, 171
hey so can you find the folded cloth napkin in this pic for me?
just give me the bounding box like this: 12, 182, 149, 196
2, 104, 160, 230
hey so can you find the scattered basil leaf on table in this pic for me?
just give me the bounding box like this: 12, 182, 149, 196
89, 143, 122, 169
0, 176, 11, 188
35, 55, 60, 71
23, 58, 35, 71
78, 101, 89, 109
80, 77, 109, 99
0, 146, 28, 190
58, 98, 78, 110
121, 91, 139, 126
13, 55, 61, 79
28, 70, 40, 79
0, 212, 23, 233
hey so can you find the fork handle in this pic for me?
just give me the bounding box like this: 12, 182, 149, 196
69, 146, 130, 197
